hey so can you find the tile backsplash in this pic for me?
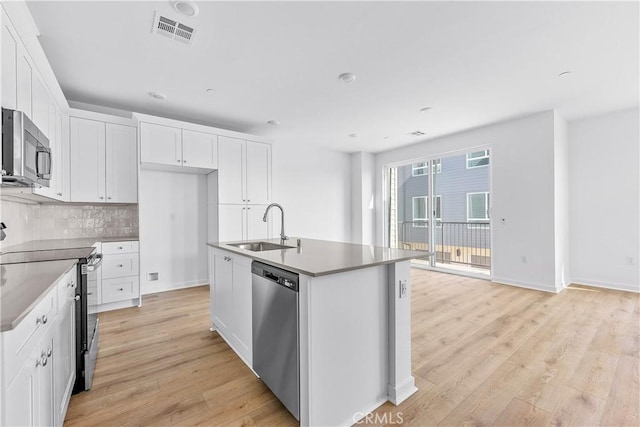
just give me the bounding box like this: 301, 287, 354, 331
0, 200, 138, 249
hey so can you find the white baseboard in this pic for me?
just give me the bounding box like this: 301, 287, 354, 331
388, 376, 418, 405
141, 280, 209, 295
96, 298, 140, 313
491, 277, 561, 293
570, 278, 640, 293
345, 397, 389, 426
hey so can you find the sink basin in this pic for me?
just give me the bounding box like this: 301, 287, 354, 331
228, 241, 294, 252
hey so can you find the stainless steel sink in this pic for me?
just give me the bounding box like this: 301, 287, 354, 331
228, 241, 294, 252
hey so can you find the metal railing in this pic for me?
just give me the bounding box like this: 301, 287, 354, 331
398, 221, 491, 269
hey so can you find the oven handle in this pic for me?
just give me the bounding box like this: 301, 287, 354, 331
86, 253, 103, 272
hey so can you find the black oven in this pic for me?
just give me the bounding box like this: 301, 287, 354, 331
73, 249, 102, 394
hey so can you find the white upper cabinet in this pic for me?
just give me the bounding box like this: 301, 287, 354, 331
182, 129, 218, 169
140, 122, 218, 171
105, 124, 137, 203
140, 122, 182, 167
31, 74, 49, 136
16, 53, 32, 118
70, 117, 137, 203
218, 137, 271, 205
1, 15, 18, 109
218, 136, 245, 204
245, 141, 271, 205
70, 118, 106, 202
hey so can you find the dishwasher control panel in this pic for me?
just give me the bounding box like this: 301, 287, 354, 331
252, 261, 299, 292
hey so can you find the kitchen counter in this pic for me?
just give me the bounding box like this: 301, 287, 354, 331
0, 247, 95, 264
1, 236, 139, 254
208, 237, 429, 277
0, 259, 77, 331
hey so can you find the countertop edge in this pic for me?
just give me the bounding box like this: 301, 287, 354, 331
1, 259, 77, 332
207, 240, 430, 277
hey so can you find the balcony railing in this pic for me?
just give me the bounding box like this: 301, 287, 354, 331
398, 221, 491, 269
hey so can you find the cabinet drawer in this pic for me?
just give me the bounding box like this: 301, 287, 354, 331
2, 285, 57, 387
102, 277, 139, 304
102, 241, 139, 255
101, 254, 139, 279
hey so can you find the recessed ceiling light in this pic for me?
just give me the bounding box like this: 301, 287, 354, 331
267, 120, 280, 126
172, 1, 199, 17
348, 133, 358, 138
205, 88, 215, 94
149, 91, 166, 100
339, 73, 356, 83
558, 71, 572, 77
419, 107, 432, 113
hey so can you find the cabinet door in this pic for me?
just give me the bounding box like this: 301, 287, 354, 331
54, 298, 75, 427
31, 74, 49, 137
17, 53, 32, 117
232, 261, 252, 366
245, 141, 271, 205
56, 110, 70, 201
3, 353, 37, 426
105, 123, 137, 203
34, 99, 57, 200
70, 118, 106, 202
182, 129, 218, 169
1, 15, 18, 109
213, 252, 233, 334
246, 205, 271, 241
139, 122, 182, 166
217, 136, 245, 204
36, 332, 55, 427
218, 204, 245, 242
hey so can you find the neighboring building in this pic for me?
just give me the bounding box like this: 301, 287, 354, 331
395, 150, 491, 268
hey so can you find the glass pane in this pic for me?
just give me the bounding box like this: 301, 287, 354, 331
468, 193, 487, 219
413, 197, 426, 219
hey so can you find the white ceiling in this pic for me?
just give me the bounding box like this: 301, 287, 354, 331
26, 1, 639, 153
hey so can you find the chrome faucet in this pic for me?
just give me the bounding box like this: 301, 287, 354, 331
263, 203, 288, 242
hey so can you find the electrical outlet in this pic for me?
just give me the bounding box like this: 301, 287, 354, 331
399, 280, 407, 299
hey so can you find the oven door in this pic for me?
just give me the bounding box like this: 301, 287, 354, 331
84, 252, 102, 390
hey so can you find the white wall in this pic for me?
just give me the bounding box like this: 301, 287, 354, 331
569, 108, 640, 292
139, 169, 209, 294
271, 140, 352, 242
554, 112, 570, 288
350, 152, 376, 245
375, 111, 561, 292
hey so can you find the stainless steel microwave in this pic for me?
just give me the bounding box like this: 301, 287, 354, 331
1, 108, 51, 187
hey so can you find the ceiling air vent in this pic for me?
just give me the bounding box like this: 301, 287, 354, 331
407, 131, 425, 137
152, 11, 196, 45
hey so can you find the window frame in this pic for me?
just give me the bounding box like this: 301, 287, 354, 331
466, 150, 490, 169
411, 162, 428, 176
467, 192, 490, 222
411, 196, 428, 227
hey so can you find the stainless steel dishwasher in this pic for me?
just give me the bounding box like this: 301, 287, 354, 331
252, 261, 300, 420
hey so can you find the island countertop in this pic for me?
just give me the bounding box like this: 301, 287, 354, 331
208, 238, 430, 277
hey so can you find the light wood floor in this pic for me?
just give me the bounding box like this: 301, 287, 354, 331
65, 271, 639, 426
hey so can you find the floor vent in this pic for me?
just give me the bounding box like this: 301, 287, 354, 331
152, 11, 196, 45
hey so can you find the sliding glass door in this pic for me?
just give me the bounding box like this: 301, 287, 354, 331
387, 150, 491, 275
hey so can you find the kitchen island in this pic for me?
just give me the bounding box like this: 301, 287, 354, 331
208, 238, 429, 426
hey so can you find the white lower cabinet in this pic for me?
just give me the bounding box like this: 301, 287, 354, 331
1, 265, 76, 427
210, 248, 252, 367
97, 241, 140, 311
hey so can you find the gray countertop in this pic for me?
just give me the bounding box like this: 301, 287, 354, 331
1, 259, 77, 331
208, 238, 430, 277
1, 236, 139, 254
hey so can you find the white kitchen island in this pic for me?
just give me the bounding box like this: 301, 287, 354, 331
207, 238, 428, 426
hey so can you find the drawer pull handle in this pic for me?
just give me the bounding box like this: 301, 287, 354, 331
118, 288, 124, 291
47, 348, 52, 357
118, 246, 123, 249
74, 295, 81, 302
37, 315, 48, 325
36, 354, 47, 367
117, 264, 123, 267
67, 281, 76, 288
